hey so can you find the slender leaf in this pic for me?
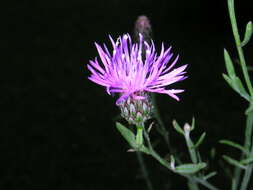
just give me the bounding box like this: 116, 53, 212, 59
223, 49, 250, 101
115, 122, 150, 154
175, 162, 206, 174
223, 74, 250, 101
240, 157, 253, 165
220, 140, 249, 155
224, 49, 236, 77
194, 132, 206, 149
191, 117, 195, 131
196, 152, 202, 164
222, 155, 247, 169
223, 73, 233, 88
241, 21, 253, 47
172, 120, 184, 135
203, 171, 217, 180
116, 122, 136, 147
231, 76, 250, 101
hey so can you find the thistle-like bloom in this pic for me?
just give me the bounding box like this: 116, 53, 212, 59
88, 34, 187, 105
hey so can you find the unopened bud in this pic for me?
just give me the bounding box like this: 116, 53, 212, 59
184, 123, 191, 137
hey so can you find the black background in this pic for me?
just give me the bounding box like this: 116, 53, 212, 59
2, 0, 253, 189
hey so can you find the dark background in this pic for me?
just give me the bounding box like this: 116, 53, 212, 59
2, 0, 253, 189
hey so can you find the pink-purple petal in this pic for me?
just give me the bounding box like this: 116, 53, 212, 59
88, 33, 187, 104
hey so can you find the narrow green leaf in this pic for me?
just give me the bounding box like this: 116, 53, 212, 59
220, 140, 249, 155
240, 157, 253, 165
224, 49, 236, 77
231, 76, 250, 101
223, 73, 233, 88
191, 117, 195, 131
175, 162, 206, 174
115, 122, 150, 154
223, 74, 250, 102
116, 122, 136, 147
194, 132, 206, 149
241, 21, 253, 47
197, 151, 202, 163
222, 155, 247, 169
172, 120, 184, 135
203, 171, 217, 180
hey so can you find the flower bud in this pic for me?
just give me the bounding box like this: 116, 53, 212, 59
184, 123, 191, 138
118, 92, 153, 125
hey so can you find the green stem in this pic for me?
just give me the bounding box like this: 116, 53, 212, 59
134, 123, 153, 190
136, 126, 144, 146
232, 167, 242, 190
239, 111, 253, 190
188, 180, 200, 190
143, 130, 219, 190
228, 0, 253, 189
244, 110, 253, 152
184, 131, 199, 189
149, 148, 218, 190
228, 0, 253, 96
240, 164, 253, 190
185, 132, 198, 164
192, 176, 219, 190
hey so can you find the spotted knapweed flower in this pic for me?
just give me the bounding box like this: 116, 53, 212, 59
88, 33, 187, 125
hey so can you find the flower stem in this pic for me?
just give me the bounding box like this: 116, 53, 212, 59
135, 123, 154, 190
184, 130, 198, 164
239, 111, 253, 190
232, 167, 242, 190
244, 110, 253, 153
227, 0, 253, 96
240, 165, 253, 190
227, 0, 253, 189
184, 128, 199, 190
188, 180, 200, 190
136, 126, 144, 146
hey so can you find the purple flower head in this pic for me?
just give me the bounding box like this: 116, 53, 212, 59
88, 33, 187, 105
